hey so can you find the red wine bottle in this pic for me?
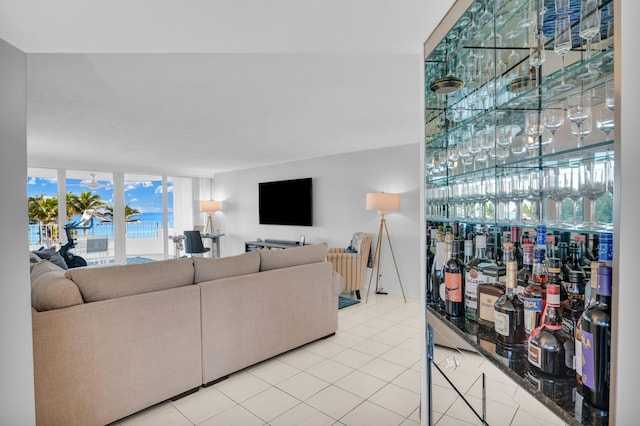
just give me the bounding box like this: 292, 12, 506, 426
444, 235, 465, 317
581, 266, 612, 411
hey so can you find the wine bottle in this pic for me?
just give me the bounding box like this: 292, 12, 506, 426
444, 234, 465, 317
581, 266, 612, 410
528, 283, 574, 376
494, 260, 525, 346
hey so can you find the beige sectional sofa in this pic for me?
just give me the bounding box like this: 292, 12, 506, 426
30, 243, 342, 426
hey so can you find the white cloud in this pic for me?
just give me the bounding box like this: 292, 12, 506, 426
155, 184, 173, 194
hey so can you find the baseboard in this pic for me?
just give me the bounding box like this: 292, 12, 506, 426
203, 375, 229, 388
170, 386, 200, 401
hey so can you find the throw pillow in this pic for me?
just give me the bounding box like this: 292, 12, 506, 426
33, 247, 68, 270
345, 246, 357, 253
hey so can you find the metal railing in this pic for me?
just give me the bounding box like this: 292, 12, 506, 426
28, 221, 165, 246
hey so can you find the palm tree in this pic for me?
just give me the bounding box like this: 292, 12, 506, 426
100, 204, 142, 222
28, 194, 58, 241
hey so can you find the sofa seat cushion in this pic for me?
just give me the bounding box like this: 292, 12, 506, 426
31, 260, 84, 311
193, 251, 260, 283
259, 243, 328, 271
65, 258, 195, 303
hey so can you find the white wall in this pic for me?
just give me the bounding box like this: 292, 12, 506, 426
0, 39, 36, 424
612, 0, 638, 422
211, 143, 422, 299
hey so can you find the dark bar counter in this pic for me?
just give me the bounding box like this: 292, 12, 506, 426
427, 305, 609, 425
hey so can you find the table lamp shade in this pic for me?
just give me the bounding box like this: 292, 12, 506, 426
366, 192, 400, 214
199, 200, 221, 213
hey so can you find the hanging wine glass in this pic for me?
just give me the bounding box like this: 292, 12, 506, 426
543, 102, 564, 153
511, 134, 528, 158
529, 30, 546, 72
579, 0, 601, 68
554, 16, 574, 91
566, 92, 592, 147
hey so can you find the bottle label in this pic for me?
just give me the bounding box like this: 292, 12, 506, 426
582, 330, 596, 390
575, 327, 583, 376
479, 292, 500, 323
523, 297, 543, 335
465, 269, 485, 309
528, 343, 542, 369
598, 233, 613, 263
494, 311, 509, 336
445, 272, 463, 302
562, 317, 576, 336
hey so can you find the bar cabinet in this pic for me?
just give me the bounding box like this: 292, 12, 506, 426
422, 0, 619, 424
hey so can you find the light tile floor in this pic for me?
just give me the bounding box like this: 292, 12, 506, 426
111, 293, 567, 426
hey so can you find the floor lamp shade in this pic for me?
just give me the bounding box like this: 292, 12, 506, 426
366, 192, 400, 215
199, 201, 221, 234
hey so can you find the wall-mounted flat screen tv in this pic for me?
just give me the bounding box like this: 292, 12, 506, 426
259, 178, 312, 226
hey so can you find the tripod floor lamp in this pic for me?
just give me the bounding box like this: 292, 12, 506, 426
199, 200, 221, 235
365, 192, 406, 303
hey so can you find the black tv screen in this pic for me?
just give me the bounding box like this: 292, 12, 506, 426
259, 178, 313, 226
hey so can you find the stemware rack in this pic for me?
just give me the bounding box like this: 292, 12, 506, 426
425, 0, 614, 234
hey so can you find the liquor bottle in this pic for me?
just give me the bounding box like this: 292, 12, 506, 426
576, 261, 604, 386
561, 270, 586, 338
558, 241, 570, 283
581, 266, 612, 410
494, 260, 525, 346
545, 234, 557, 260
432, 239, 447, 307
463, 239, 473, 264
528, 283, 574, 376
465, 236, 494, 321
444, 234, 465, 317
477, 265, 505, 328
535, 224, 547, 249
426, 229, 436, 304
523, 248, 546, 337
598, 232, 613, 267
575, 235, 590, 270
517, 241, 534, 295
510, 226, 524, 269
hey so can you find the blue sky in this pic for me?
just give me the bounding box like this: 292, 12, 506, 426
28, 177, 173, 214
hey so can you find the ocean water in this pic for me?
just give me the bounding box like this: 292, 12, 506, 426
29, 212, 174, 243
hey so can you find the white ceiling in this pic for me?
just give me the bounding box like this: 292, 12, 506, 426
2, 0, 454, 178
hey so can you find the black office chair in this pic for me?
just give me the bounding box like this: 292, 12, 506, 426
183, 230, 211, 256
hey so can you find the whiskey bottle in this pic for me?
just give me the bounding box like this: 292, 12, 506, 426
561, 270, 585, 338
494, 260, 525, 347
581, 266, 612, 410
576, 261, 604, 386
444, 234, 465, 317
464, 235, 494, 321
523, 248, 546, 337
477, 265, 505, 328
528, 284, 574, 376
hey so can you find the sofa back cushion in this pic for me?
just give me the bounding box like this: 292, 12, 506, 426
65, 258, 195, 303
193, 251, 260, 283
31, 260, 84, 311
259, 243, 328, 271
